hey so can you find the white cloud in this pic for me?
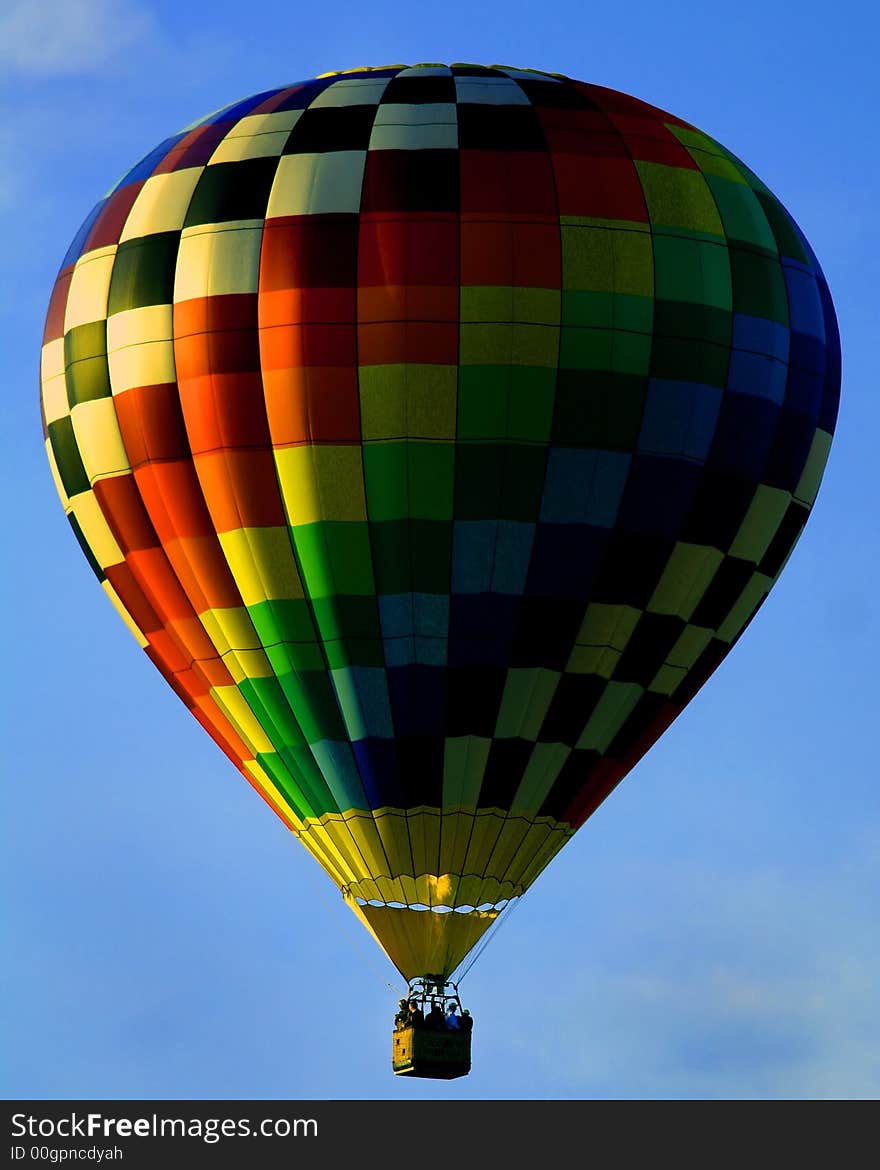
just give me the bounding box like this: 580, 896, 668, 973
482, 834, 880, 1098
0, 0, 153, 75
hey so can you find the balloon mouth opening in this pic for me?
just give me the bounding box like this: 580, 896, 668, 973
348, 893, 515, 981
352, 896, 515, 915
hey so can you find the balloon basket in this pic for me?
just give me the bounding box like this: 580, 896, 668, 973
392, 977, 473, 1080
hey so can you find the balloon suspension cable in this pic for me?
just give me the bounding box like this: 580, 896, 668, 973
294, 846, 399, 995
454, 891, 528, 984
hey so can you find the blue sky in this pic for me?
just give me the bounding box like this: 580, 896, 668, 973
1, 0, 877, 1100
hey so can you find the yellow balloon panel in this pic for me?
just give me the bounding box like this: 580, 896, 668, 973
347, 899, 498, 982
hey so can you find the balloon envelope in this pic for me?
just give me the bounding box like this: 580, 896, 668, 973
41, 64, 839, 979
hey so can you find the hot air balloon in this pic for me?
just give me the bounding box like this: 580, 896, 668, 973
40, 63, 839, 1080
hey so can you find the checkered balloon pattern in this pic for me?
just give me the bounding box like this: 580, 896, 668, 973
41, 64, 839, 978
